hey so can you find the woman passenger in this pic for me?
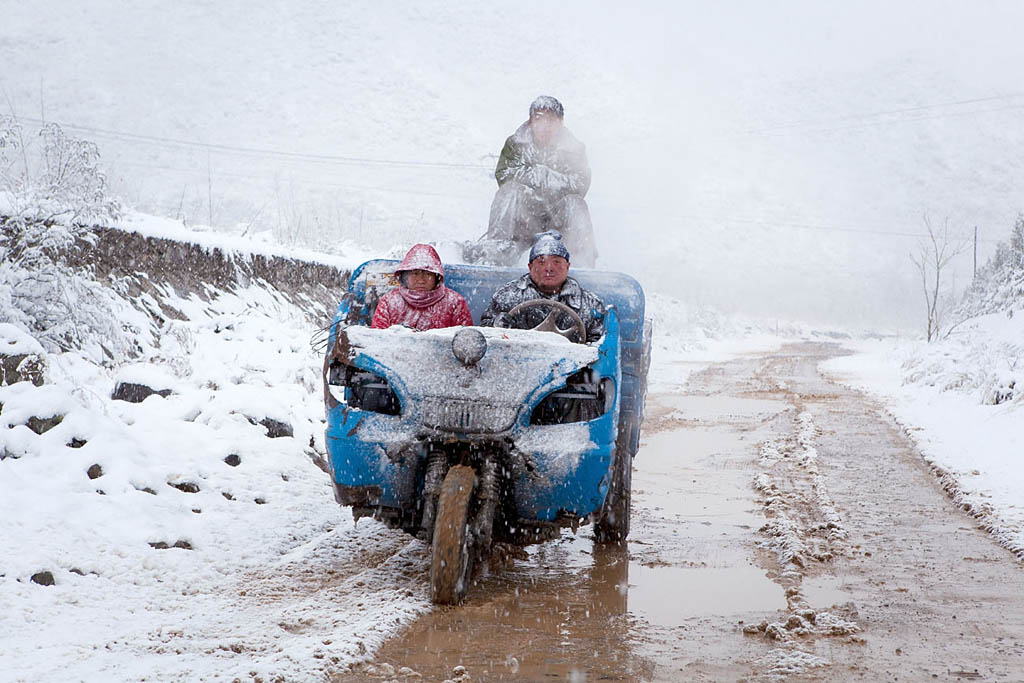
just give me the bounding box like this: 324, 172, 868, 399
371, 244, 473, 330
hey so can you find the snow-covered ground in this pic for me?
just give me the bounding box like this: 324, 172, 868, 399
0, 239, 431, 681
821, 312, 1024, 557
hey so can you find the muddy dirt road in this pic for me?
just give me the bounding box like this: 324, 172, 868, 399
334, 342, 1024, 682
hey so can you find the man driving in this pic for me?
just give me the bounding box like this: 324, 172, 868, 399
479, 230, 606, 343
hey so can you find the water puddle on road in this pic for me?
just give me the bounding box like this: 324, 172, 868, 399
629, 563, 785, 626
802, 574, 853, 608
635, 428, 765, 538
337, 540, 651, 682
335, 393, 789, 682
627, 419, 786, 628
653, 393, 785, 423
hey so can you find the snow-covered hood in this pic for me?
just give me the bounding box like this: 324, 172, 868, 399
393, 243, 445, 279
339, 324, 599, 433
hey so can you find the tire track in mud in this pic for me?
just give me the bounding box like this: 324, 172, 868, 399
744, 352, 863, 678
843, 406, 1024, 565
241, 524, 427, 603
240, 523, 432, 666
646, 348, 864, 680
744, 343, 1024, 681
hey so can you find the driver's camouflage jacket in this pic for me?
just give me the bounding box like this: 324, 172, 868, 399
478, 273, 606, 343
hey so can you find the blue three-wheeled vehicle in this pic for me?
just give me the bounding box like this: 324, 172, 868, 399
322, 260, 650, 603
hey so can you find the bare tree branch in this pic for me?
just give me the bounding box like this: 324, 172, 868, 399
910, 214, 969, 341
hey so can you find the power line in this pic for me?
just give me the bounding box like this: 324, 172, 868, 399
759, 102, 1024, 138
739, 92, 1024, 136
107, 157, 486, 200
15, 115, 493, 172
11, 114, 1010, 244
703, 215, 996, 242
596, 205, 1002, 243
108, 155, 1003, 243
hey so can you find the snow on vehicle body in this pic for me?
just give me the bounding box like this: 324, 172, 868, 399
323, 260, 650, 603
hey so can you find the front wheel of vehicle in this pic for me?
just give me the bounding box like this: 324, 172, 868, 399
430, 465, 477, 604
595, 445, 632, 544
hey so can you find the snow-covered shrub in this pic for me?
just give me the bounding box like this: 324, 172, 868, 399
899, 216, 1024, 405
899, 315, 1022, 406
1, 119, 120, 259
959, 214, 1024, 318
982, 375, 1017, 405
0, 118, 128, 359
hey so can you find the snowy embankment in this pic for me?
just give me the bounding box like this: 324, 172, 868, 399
821, 311, 1024, 559
0, 220, 433, 681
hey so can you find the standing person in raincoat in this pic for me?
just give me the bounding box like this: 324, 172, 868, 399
371, 244, 473, 330
480, 95, 597, 268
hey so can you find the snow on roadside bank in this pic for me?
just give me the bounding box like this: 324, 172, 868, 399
0, 271, 431, 681
820, 314, 1024, 559
118, 210, 377, 270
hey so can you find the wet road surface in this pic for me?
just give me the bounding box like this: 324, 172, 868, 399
332, 342, 1024, 681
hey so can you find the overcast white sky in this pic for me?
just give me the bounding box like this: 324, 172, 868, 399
3, 1, 1023, 329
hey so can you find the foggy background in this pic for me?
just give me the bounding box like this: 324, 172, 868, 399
4, 1, 1023, 332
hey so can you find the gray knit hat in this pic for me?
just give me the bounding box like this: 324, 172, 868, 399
528, 230, 570, 263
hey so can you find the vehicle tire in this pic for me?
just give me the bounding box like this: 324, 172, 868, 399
430, 465, 477, 604
594, 440, 632, 544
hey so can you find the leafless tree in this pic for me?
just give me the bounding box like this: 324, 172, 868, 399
2, 119, 124, 355
910, 214, 968, 342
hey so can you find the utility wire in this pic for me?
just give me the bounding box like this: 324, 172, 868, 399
106, 155, 1003, 243
673, 213, 1000, 243
16, 115, 493, 171
593, 202, 1000, 242
741, 91, 1024, 136
107, 157, 486, 200
14, 90, 1023, 169
754, 102, 1024, 138
16, 92, 1022, 173
11, 114, 1009, 243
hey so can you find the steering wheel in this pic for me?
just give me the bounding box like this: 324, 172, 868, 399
506, 299, 587, 342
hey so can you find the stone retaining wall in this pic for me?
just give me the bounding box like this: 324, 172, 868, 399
63, 226, 351, 321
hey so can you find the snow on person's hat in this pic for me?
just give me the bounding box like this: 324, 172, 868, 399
394, 243, 444, 277
529, 95, 564, 119
529, 230, 570, 263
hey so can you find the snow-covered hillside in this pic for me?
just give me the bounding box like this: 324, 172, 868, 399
5, 2, 1024, 329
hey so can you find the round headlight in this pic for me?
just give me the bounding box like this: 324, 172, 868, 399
452, 328, 487, 367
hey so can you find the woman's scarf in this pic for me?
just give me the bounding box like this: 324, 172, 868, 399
398, 284, 446, 309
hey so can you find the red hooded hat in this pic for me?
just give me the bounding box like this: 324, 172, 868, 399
370, 244, 473, 331
394, 244, 445, 280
